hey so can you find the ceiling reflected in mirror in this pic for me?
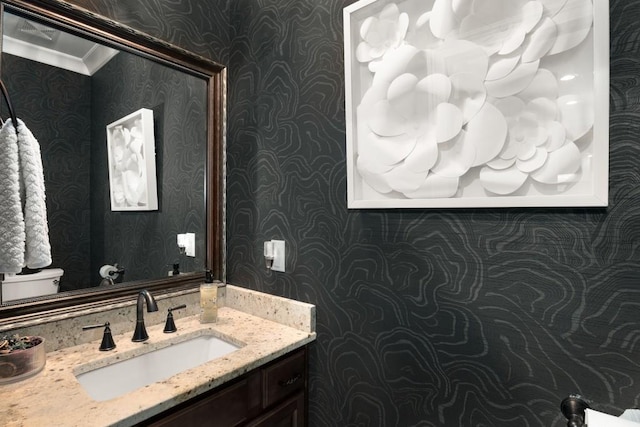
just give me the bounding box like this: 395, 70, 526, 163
3, 11, 117, 75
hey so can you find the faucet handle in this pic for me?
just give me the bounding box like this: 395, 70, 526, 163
163, 305, 187, 333
83, 322, 116, 351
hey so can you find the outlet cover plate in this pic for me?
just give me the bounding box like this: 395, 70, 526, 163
177, 233, 196, 257
271, 240, 285, 272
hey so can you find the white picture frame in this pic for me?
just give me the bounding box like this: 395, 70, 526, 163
106, 108, 158, 211
344, 0, 609, 209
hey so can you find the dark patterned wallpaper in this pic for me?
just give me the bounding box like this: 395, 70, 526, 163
90, 50, 207, 283
71, 0, 231, 64
1, 54, 92, 292
225, 1, 640, 426
61, 0, 640, 426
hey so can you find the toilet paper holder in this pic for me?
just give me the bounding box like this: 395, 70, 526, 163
561, 394, 590, 427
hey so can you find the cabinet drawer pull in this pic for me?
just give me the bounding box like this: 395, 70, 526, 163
278, 373, 301, 387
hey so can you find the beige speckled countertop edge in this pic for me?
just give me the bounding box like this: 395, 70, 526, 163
225, 284, 316, 333
0, 287, 317, 427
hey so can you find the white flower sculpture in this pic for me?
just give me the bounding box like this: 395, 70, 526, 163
356, 4, 409, 72
354, 0, 595, 198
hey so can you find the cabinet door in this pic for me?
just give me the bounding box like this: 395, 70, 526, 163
246, 392, 305, 427
262, 348, 306, 408
147, 375, 258, 427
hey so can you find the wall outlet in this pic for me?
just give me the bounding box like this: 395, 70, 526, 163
271, 240, 285, 272
177, 233, 196, 257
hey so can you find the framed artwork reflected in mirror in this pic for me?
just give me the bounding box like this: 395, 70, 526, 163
106, 108, 158, 211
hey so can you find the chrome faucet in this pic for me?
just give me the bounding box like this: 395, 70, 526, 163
132, 290, 158, 342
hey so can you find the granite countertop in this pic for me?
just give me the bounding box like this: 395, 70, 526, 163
1, 302, 316, 427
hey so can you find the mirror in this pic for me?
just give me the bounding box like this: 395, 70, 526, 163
0, 0, 224, 322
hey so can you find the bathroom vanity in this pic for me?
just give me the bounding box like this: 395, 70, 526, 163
0, 286, 316, 427
144, 346, 307, 426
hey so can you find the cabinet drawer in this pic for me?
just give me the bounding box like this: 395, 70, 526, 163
263, 349, 306, 408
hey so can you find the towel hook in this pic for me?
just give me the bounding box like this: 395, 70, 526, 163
0, 79, 18, 133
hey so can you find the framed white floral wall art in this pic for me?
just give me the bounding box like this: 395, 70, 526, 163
106, 108, 158, 211
343, 0, 609, 208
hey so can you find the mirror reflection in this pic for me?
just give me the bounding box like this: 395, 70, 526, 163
0, 10, 207, 303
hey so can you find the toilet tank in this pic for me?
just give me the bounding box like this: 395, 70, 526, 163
1, 268, 64, 303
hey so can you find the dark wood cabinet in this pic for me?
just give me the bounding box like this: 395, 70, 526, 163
246, 392, 305, 427
143, 346, 307, 427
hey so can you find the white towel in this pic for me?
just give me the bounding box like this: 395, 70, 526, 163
621, 410, 640, 422
0, 119, 25, 273
586, 408, 640, 426
0, 118, 51, 273
16, 119, 51, 269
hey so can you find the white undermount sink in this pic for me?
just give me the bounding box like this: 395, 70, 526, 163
74, 334, 240, 401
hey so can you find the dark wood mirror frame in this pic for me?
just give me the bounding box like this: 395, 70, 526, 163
0, 0, 225, 325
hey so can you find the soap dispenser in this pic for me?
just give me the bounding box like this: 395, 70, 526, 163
200, 270, 218, 323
